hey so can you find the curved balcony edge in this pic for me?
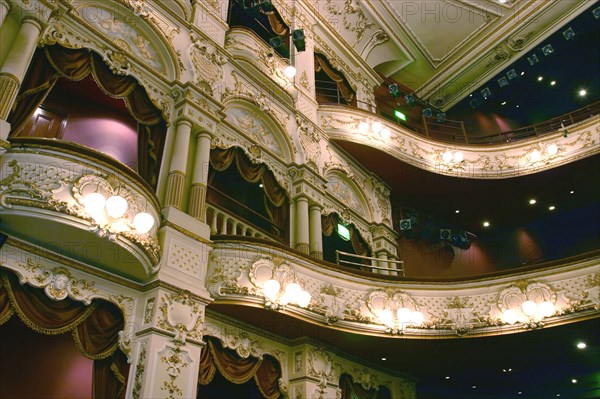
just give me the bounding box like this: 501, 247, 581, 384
319, 105, 600, 179
0, 138, 161, 282
207, 240, 600, 338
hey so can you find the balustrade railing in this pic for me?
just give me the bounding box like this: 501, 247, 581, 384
206, 204, 279, 243
336, 250, 405, 277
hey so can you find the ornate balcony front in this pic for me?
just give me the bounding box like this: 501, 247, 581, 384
207, 240, 599, 338
0, 138, 160, 281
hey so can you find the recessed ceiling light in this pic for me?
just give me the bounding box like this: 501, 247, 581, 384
516, 105, 520, 108
455, 210, 460, 214
483, 221, 490, 227
518, 392, 522, 395
551, 80, 557, 86
521, 71, 525, 76
579, 89, 587, 97
556, 394, 561, 397
498, 0, 507, 3
529, 199, 537, 205
572, 379, 577, 384
538, 76, 543, 81
472, 385, 477, 389
549, 206, 556, 211
501, 101, 507, 105
469, 94, 473, 97
577, 342, 587, 349
445, 376, 450, 380
381, 357, 387, 361
570, 190, 575, 194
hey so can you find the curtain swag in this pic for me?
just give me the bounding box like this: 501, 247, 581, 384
314, 53, 355, 103
198, 337, 282, 399
0, 268, 129, 398
8, 45, 166, 188
322, 213, 370, 257
339, 374, 392, 399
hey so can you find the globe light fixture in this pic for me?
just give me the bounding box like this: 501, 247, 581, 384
84, 192, 106, 215
358, 121, 369, 133
502, 309, 519, 324
284, 65, 297, 79
453, 151, 464, 163
105, 195, 128, 218
133, 212, 155, 233
371, 121, 383, 134
380, 128, 391, 140
521, 300, 537, 317
442, 151, 453, 163
547, 143, 558, 156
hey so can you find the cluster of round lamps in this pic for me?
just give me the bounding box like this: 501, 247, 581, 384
358, 120, 391, 139
378, 307, 424, 327
502, 299, 555, 324
263, 279, 311, 308
83, 193, 155, 233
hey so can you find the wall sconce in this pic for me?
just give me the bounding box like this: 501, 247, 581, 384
441, 150, 464, 164
263, 279, 311, 310
498, 282, 556, 328
80, 178, 155, 234
367, 290, 424, 334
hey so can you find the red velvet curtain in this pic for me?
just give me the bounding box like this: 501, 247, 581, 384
0, 268, 129, 398
197, 337, 281, 399
8, 45, 166, 188
314, 53, 355, 103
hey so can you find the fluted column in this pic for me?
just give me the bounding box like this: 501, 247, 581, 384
164, 119, 192, 209
0, 1, 10, 28
295, 197, 309, 254
0, 17, 43, 134
309, 204, 323, 259
188, 131, 212, 220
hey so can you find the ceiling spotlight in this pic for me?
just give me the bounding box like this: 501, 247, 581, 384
529, 199, 537, 205
521, 71, 525, 76
527, 54, 539, 65
472, 385, 477, 389
436, 112, 446, 123
389, 84, 400, 98
423, 108, 433, 117
516, 105, 520, 108
501, 101, 507, 105
455, 210, 460, 214
483, 221, 490, 227
381, 357, 387, 361
579, 89, 588, 97
572, 379, 578, 384
563, 27, 576, 40
548, 206, 556, 211
550, 80, 556, 86
541, 44, 554, 56
570, 190, 575, 194
470, 98, 480, 109
577, 342, 587, 349
405, 94, 416, 106
537, 76, 544, 81
445, 376, 450, 380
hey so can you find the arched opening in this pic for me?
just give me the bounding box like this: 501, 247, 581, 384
322, 212, 371, 266
207, 147, 289, 243
8, 45, 167, 188
227, 0, 290, 58
339, 373, 391, 399
197, 336, 282, 399
0, 268, 129, 398
315, 52, 356, 106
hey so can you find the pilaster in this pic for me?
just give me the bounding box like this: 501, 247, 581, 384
289, 344, 340, 399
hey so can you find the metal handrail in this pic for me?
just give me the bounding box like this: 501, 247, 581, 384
335, 250, 405, 276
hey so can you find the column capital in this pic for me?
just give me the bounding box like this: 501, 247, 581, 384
175, 117, 194, 128
195, 129, 213, 140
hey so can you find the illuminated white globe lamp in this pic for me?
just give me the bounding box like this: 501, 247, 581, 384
105, 195, 128, 218
378, 309, 394, 325
285, 283, 302, 300
284, 65, 297, 79
521, 300, 537, 317
263, 279, 281, 301
358, 121, 369, 133
442, 151, 453, 163
84, 192, 106, 215
547, 144, 558, 156
371, 121, 383, 134
380, 128, 391, 140
297, 290, 312, 308
410, 311, 424, 325
538, 301, 555, 317
396, 307, 412, 324
502, 309, 518, 324
529, 150, 541, 162
133, 212, 155, 233
453, 151, 464, 163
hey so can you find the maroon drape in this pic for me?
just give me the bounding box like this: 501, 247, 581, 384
339, 374, 386, 399
0, 268, 129, 398
8, 45, 165, 187
198, 337, 281, 399
314, 53, 355, 103
209, 147, 289, 234
322, 213, 370, 257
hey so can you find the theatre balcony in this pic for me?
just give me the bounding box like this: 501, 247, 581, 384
0, 138, 160, 281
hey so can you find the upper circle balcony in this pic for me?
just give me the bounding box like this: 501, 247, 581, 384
0, 138, 161, 282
